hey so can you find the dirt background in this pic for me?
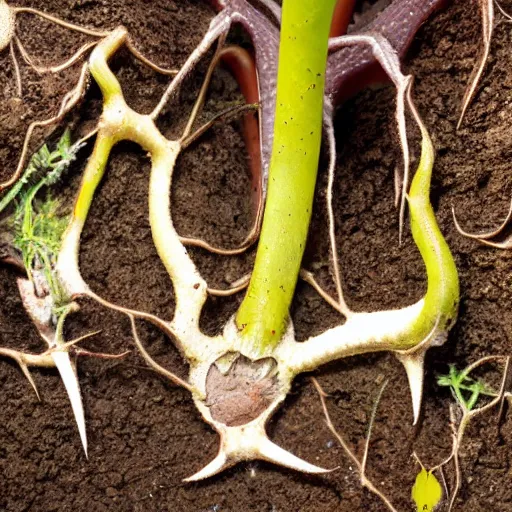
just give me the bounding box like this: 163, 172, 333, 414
1, 0, 512, 510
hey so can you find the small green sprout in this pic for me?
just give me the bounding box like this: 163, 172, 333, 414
0, 129, 126, 455
437, 364, 496, 412
0, 129, 79, 216
5, 130, 79, 311
430, 357, 510, 511
12, 193, 69, 309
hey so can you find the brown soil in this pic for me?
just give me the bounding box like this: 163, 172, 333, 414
1, 0, 512, 510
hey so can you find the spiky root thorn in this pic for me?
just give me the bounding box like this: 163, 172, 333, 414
183, 338, 335, 480
0, 341, 128, 456
395, 350, 426, 425
395, 319, 447, 424
0, 276, 130, 456
185, 418, 332, 481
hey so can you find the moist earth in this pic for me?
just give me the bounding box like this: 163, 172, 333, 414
1, 0, 512, 510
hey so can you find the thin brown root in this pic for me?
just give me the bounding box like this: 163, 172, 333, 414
324, 114, 352, 318
59, 61, 90, 115
179, 194, 261, 255
128, 315, 195, 394
76, 348, 130, 359
495, 1, 512, 22
210, 267, 350, 311
172, 41, 261, 253
457, 0, 494, 129
462, 354, 509, 377
429, 415, 457, 474
177, 103, 261, 255
452, 198, 512, 248
125, 38, 178, 76
180, 33, 227, 140
180, 103, 259, 150
46, 41, 97, 73
0, 61, 90, 191
84, 289, 177, 342
9, 39, 22, 97
312, 378, 398, 512
149, 13, 229, 120
59, 329, 103, 351
179, 229, 257, 255
439, 463, 450, 505
175, 47, 261, 255
0, 347, 50, 400
15, 35, 96, 74
13, 7, 110, 38
412, 450, 424, 468
76, 126, 99, 147
361, 380, 388, 474
299, 269, 346, 315
447, 405, 463, 512
208, 273, 251, 296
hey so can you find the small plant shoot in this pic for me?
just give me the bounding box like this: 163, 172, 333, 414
0, 130, 129, 454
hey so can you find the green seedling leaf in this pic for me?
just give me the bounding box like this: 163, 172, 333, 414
412, 468, 442, 512
57, 128, 72, 156
437, 365, 496, 411
0, 129, 80, 216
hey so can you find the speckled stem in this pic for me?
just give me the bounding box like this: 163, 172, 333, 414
235, 0, 337, 357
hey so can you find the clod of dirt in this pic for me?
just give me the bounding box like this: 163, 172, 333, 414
206, 353, 279, 426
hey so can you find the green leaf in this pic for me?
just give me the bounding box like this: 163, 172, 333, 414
57, 129, 72, 156
412, 468, 442, 512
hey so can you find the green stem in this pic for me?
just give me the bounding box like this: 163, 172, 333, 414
407, 124, 459, 343
236, 0, 336, 357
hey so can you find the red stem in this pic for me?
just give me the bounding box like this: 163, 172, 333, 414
219, 46, 262, 224
329, 0, 357, 38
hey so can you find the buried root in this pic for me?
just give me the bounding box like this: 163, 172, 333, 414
0, 0, 469, 486
48, 20, 459, 478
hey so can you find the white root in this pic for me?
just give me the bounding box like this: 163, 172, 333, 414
1, 13, 459, 481
0, 0, 14, 52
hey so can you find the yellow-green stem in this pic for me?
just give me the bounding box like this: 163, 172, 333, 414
60, 26, 208, 345
236, 0, 337, 357
407, 127, 459, 342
